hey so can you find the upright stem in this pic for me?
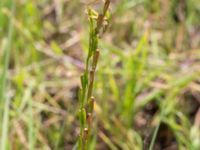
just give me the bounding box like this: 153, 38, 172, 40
78, 1, 110, 149
0, 0, 15, 149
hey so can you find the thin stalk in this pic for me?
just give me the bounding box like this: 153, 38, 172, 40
28, 96, 34, 150
149, 111, 164, 150
0, 0, 15, 110
0, 0, 15, 149
27, 83, 35, 150
1, 95, 11, 150
78, 1, 110, 149
148, 121, 161, 150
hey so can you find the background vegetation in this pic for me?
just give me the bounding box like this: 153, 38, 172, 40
0, 0, 200, 149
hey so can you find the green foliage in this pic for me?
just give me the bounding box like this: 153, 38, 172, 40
0, 0, 200, 150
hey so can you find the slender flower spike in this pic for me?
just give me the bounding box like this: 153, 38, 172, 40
78, 1, 110, 150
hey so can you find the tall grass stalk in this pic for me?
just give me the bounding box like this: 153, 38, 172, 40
148, 121, 161, 150
28, 85, 35, 150
78, 1, 110, 149
0, 0, 15, 149
1, 96, 11, 150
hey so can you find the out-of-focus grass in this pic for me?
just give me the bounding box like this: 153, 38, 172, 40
0, 0, 15, 150
0, 0, 200, 149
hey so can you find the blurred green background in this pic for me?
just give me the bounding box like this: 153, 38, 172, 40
0, 0, 200, 149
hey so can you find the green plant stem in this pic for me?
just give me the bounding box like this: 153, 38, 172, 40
149, 110, 164, 150
78, 1, 110, 149
148, 121, 161, 150
0, 0, 15, 149
1, 95, 11, 150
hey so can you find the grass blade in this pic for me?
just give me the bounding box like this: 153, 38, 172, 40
0, 0, 15, 149
1, 95, 11, 150
148, 121, 161, 150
